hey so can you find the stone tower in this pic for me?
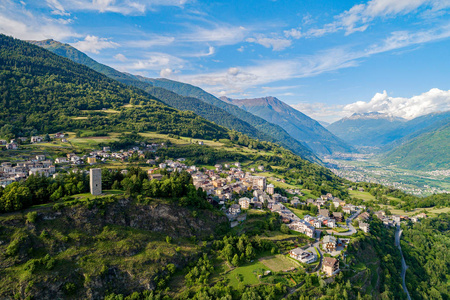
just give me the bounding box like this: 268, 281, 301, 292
90, 168, 102, 195
266, 184, 275, 195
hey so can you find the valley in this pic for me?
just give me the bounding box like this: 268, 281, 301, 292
0, 30, 449, 300
324, 154, 450, 196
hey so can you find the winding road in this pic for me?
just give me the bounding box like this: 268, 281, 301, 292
395, 226, 411, 300
332, 208, 361, 236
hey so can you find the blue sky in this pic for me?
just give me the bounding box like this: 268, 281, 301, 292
1, 0, 450, 122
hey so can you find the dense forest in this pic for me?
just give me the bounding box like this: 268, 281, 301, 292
401, 213, 450, 299
0, 34, 227, 140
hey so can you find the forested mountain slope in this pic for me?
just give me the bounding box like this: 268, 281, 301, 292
402, 214, 450, 299
382, 121, 450, 170
381, 111, 450, 152
30, 39, 318, 162
220, 96, 354, 155
0, 34, 227, 140
136, 77, 310, 147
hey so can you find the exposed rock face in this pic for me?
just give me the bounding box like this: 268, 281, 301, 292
0, 198, 227, 299
49, 198, 225, 238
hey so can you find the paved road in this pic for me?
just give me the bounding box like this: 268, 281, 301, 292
308, 241, 323, 274
333, 208, 361, 236
395, 226, 412, 300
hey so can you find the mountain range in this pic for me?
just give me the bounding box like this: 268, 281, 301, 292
26, 38, 450, 171
30, 39, 319, 162
328, 111, 450, 170
328, 111, 450, 148
220, 96, 354, 155
380, 114, 450, 170
327, 112, 407, 147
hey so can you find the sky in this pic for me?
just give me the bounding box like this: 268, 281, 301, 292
1, 0, 450, 122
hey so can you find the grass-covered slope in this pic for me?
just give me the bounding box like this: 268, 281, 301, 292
382, 122, 450, 170
30, 40, 317, 162
0, 34, 227, 140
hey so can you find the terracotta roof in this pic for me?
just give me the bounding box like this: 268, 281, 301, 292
323, 257, 338, 267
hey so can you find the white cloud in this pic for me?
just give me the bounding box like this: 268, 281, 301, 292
261, 85, 302, 92
179, 23, 450, 96
127, 52, 185, 71
180, 46, 360, 95
46, 0, 70, 16
186, 46, 216, 57
292, 102, 346, 123
205, 46, 215, 56
246, 35, 292, 51
306, 0, 450, 37
366, 25, 450, 54
293, 88, 450, 123
185, 25, 247, 45
343, 88, 450, 119
284, 28, 302, 39
0, 1, 79, 41
159, 68, 180, 78
114, 53, 127, 61
53, 0, 191, 15
71, 35, 119, 54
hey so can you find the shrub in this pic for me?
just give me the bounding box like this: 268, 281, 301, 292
26, 211, 37, 223
63, 282, 77, 295
6, 239, 21, 256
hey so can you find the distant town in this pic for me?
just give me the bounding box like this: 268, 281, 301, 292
324, 154, 449, 196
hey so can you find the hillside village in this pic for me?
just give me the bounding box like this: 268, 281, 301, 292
0, 132, 430, 280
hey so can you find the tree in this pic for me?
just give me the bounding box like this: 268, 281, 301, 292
232, 254, 240, 267
237, 238, 246, 253
280, 224, 290, 234
0, 183, 32, 212
245, 245, 255, 260
222, 244, 234, 262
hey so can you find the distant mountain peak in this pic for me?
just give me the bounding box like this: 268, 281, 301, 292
347, 112, 406, 122
220, 95, 354, 155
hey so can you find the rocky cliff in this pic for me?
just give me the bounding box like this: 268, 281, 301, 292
0, 197, 227, 299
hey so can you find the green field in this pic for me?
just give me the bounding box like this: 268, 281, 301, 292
349, 190, 377, 201
383, 206, 450, 217
259, 254, 300, 272
333, 227, 349, 233
225, 261, 269, 287
288, 206, 313, 218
